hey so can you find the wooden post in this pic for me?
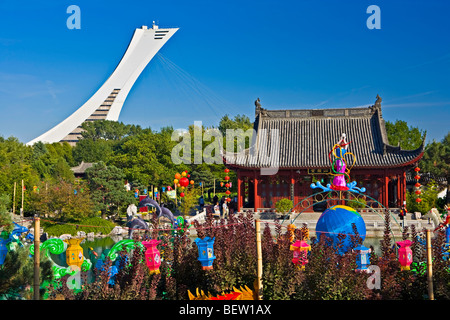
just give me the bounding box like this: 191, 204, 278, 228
213, 178, 215, 197
426, 228, 434, 300
21, 179, 24, 217
12, 182, 16, 214
33, 215, 40, 300
255, 219, 263, 300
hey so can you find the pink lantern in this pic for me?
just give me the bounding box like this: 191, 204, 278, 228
142, 240, 161, 274
396, 240, 413, 271
290, 240, 311, 270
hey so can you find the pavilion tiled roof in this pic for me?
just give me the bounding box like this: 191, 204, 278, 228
224, 97, 425, 169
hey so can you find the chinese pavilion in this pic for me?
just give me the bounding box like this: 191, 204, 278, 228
224, 96, 425, 212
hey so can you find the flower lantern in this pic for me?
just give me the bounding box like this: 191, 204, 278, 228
64, 238, 85, 268
353, 244, 371, 272
290, 240, 311, 270
142, 239, 161, 274
194, 237, 216, 270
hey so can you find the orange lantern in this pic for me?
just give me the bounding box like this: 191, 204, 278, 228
220, 182, 224, 187
190, 180, 194, 185
181, 171, 187, 177
175, 173, 181, 180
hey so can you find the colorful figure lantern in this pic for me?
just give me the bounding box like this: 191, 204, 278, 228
290, 240, 311, 270
353, 244, 371, 272
142, 239, 161, 274
397, 240, 413, 271
195, 237, 216, 270
64, 238, 85, 268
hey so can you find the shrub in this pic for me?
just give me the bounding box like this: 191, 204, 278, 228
41, 217, 116, 236
275, 198, 293, 214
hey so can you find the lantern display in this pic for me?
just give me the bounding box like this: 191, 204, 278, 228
194, 237, 216, 270
142, 239, 161, 274
290, 239, 311, 270
64, 238, 85, 268
175, 173, 181, 180
397, 240, 413, 271
414, 167, 421, 203
353, 244, 371, 272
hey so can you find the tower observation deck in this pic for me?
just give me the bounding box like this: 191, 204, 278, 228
27, 23, 178, 146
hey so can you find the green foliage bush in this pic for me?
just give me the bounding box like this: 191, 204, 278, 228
275, 198, 293, 213
41, 217, 116, 236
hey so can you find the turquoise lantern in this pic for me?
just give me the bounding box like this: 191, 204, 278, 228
194, 237, 216, 270
353, 244, 371, 272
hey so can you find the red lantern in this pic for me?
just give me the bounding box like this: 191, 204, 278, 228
414, 167, 421, 172
225, 183, 230, 188
220, 182, 224, 187
226, 197, 231, 202
224, 176, 230, 181
416, 198, 422, 203
225, 190, 231, 195
179, 177, 189, 187
224, 168, 229, 173
180, 192, 185, 198
187, 174, 190, 178
415, 190, 421, 195
414, 175, 420, 180
415, 183, 421, 188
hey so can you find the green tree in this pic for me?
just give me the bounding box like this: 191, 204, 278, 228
420, 132, 450, 204
28, 180, 94, 222
85, 162, 135, 218
385, 120, 425, 150
179, 187, 200, 215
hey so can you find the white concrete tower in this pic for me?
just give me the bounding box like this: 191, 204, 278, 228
27, 22, 178, 146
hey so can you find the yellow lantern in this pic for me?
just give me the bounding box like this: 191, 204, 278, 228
64, 238, 85, 268
174, 179, 179, 184
181, 171, 187, 177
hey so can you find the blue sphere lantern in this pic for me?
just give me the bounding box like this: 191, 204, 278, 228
194, 237, 216, 270
316, 205, 366, 254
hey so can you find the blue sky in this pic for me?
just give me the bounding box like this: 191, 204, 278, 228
0, 0, 449, 144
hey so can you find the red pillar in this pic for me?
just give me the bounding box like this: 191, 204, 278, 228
401, 171, 406, 206
397, 174, 401, 207
254, 171, 259, 212
384, 175, 389, 208
237, 171, 242, 211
